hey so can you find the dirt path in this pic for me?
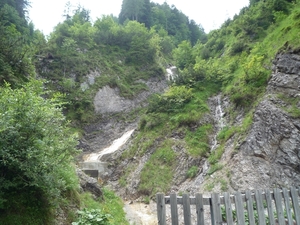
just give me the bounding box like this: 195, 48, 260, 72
123, 201, 158, 225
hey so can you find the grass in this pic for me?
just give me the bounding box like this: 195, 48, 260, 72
277, 93, 300, 118
79, 187, 129, 225
186, 166, 199, 178
185, 124, 212, 157
138, 140, 176, 197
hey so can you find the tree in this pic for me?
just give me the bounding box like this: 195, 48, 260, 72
189, 20, 207, 45
172, 40, 194, 69
139, 0, 152, 28
119, 0, 144, 23
0, 80, 79, 223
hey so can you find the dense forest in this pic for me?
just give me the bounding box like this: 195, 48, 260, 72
0, 0, 300, 223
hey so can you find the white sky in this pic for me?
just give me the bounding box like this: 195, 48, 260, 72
28, 0, 249, 36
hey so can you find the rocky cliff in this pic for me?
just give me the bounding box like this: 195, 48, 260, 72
228, 50, 300, 190
81, 50, 300, 199
80, 76, 168, 155
193, 50, 300, 194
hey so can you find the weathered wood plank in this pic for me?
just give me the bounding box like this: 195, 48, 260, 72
282, 188, 293, 225
265, 189, 276, 225
170, 193, 179, 225
195, 193, 204, 225
255, 189, 266, 225
211, 193, 222, 225
245, 190, 255, 225
290, 187, 300, 225
182, 194, 191, 225
235, 191, 246, 225
291, 187, 300, 224
157, 193, 166, 225
224, 192, 234, 225
274, 188, 285, 225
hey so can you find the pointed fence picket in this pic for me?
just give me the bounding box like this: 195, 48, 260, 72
156, 187, 300, 225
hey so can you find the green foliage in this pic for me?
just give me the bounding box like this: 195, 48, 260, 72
217, 126, 236, 142
277, 93, 300, 118
72, 208, 111, 225
185, 124, 212, 157
0, 10, 35, 85
186, 166, 198, 178
0, 80, 79, 223
172, 40, 194, 69
139, 141, 176, 196
207, 163, 223, 176
79, 188, 129, 225
148, 86, 193, 113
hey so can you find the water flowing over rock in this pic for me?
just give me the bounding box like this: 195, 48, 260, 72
84, 129, 135, 162
211, 94, 225, 151
166, 66, 177, 81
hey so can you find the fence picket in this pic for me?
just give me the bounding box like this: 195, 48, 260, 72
182, 194, 191, 225
156, 187, 299, 225
224, 192, 234, 225
255, 189, 266, 225
265, 189, 276, 225
195, 193, 204, 225
211, 193, 222, 225
157, 193, 166, 225
245, 190, 255, 225
282, 188, 293, 225
274, 188, 285, 225
235, 191, 246, 225
290, 187, 300, 225
170, 193, 179, 225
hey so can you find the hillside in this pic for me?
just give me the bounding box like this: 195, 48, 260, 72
97, 0, 300, 197
1, 0, 300, 224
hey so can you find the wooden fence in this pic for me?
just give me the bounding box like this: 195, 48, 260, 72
156, 187, 300, 225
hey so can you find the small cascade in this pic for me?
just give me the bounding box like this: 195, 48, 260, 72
211, 94, 225, 151
166, 66, 177, 81
80, 129, 135, 179
85, 129, 135, 162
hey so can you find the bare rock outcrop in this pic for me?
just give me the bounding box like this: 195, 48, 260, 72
94, 77, 167, 114
229, 51, 300, 190
80, 77, 168, 155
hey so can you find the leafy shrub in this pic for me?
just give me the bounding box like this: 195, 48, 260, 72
147, 86, 193, 113
230, 41, 248, 55
72, 208, 111, 225
0, 80, 79, 223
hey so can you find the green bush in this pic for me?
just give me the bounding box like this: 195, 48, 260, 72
0, 80, 79, 223
72, 208, 111, 225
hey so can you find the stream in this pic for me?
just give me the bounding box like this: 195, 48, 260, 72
83, 129, 158, 224
81, 94, 225, 225
211, 94, 225, 151
84, 129, 135, 162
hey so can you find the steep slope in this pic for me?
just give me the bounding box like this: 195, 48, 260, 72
98, 49, 300, 200
228, 50, 300, 190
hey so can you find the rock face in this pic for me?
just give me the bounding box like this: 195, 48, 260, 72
82, 51, 300, 199
81, 77, 167, 155
229, 51, 300, 190
94, 77, 167, 114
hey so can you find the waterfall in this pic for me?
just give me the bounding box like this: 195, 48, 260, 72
85, 129, 135, 162
211, 94, 225, 151
166, 66, 177, 80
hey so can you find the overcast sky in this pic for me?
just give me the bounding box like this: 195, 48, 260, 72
28, 0, 249, 36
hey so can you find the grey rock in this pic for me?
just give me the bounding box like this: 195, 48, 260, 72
76, 168, 103, 199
